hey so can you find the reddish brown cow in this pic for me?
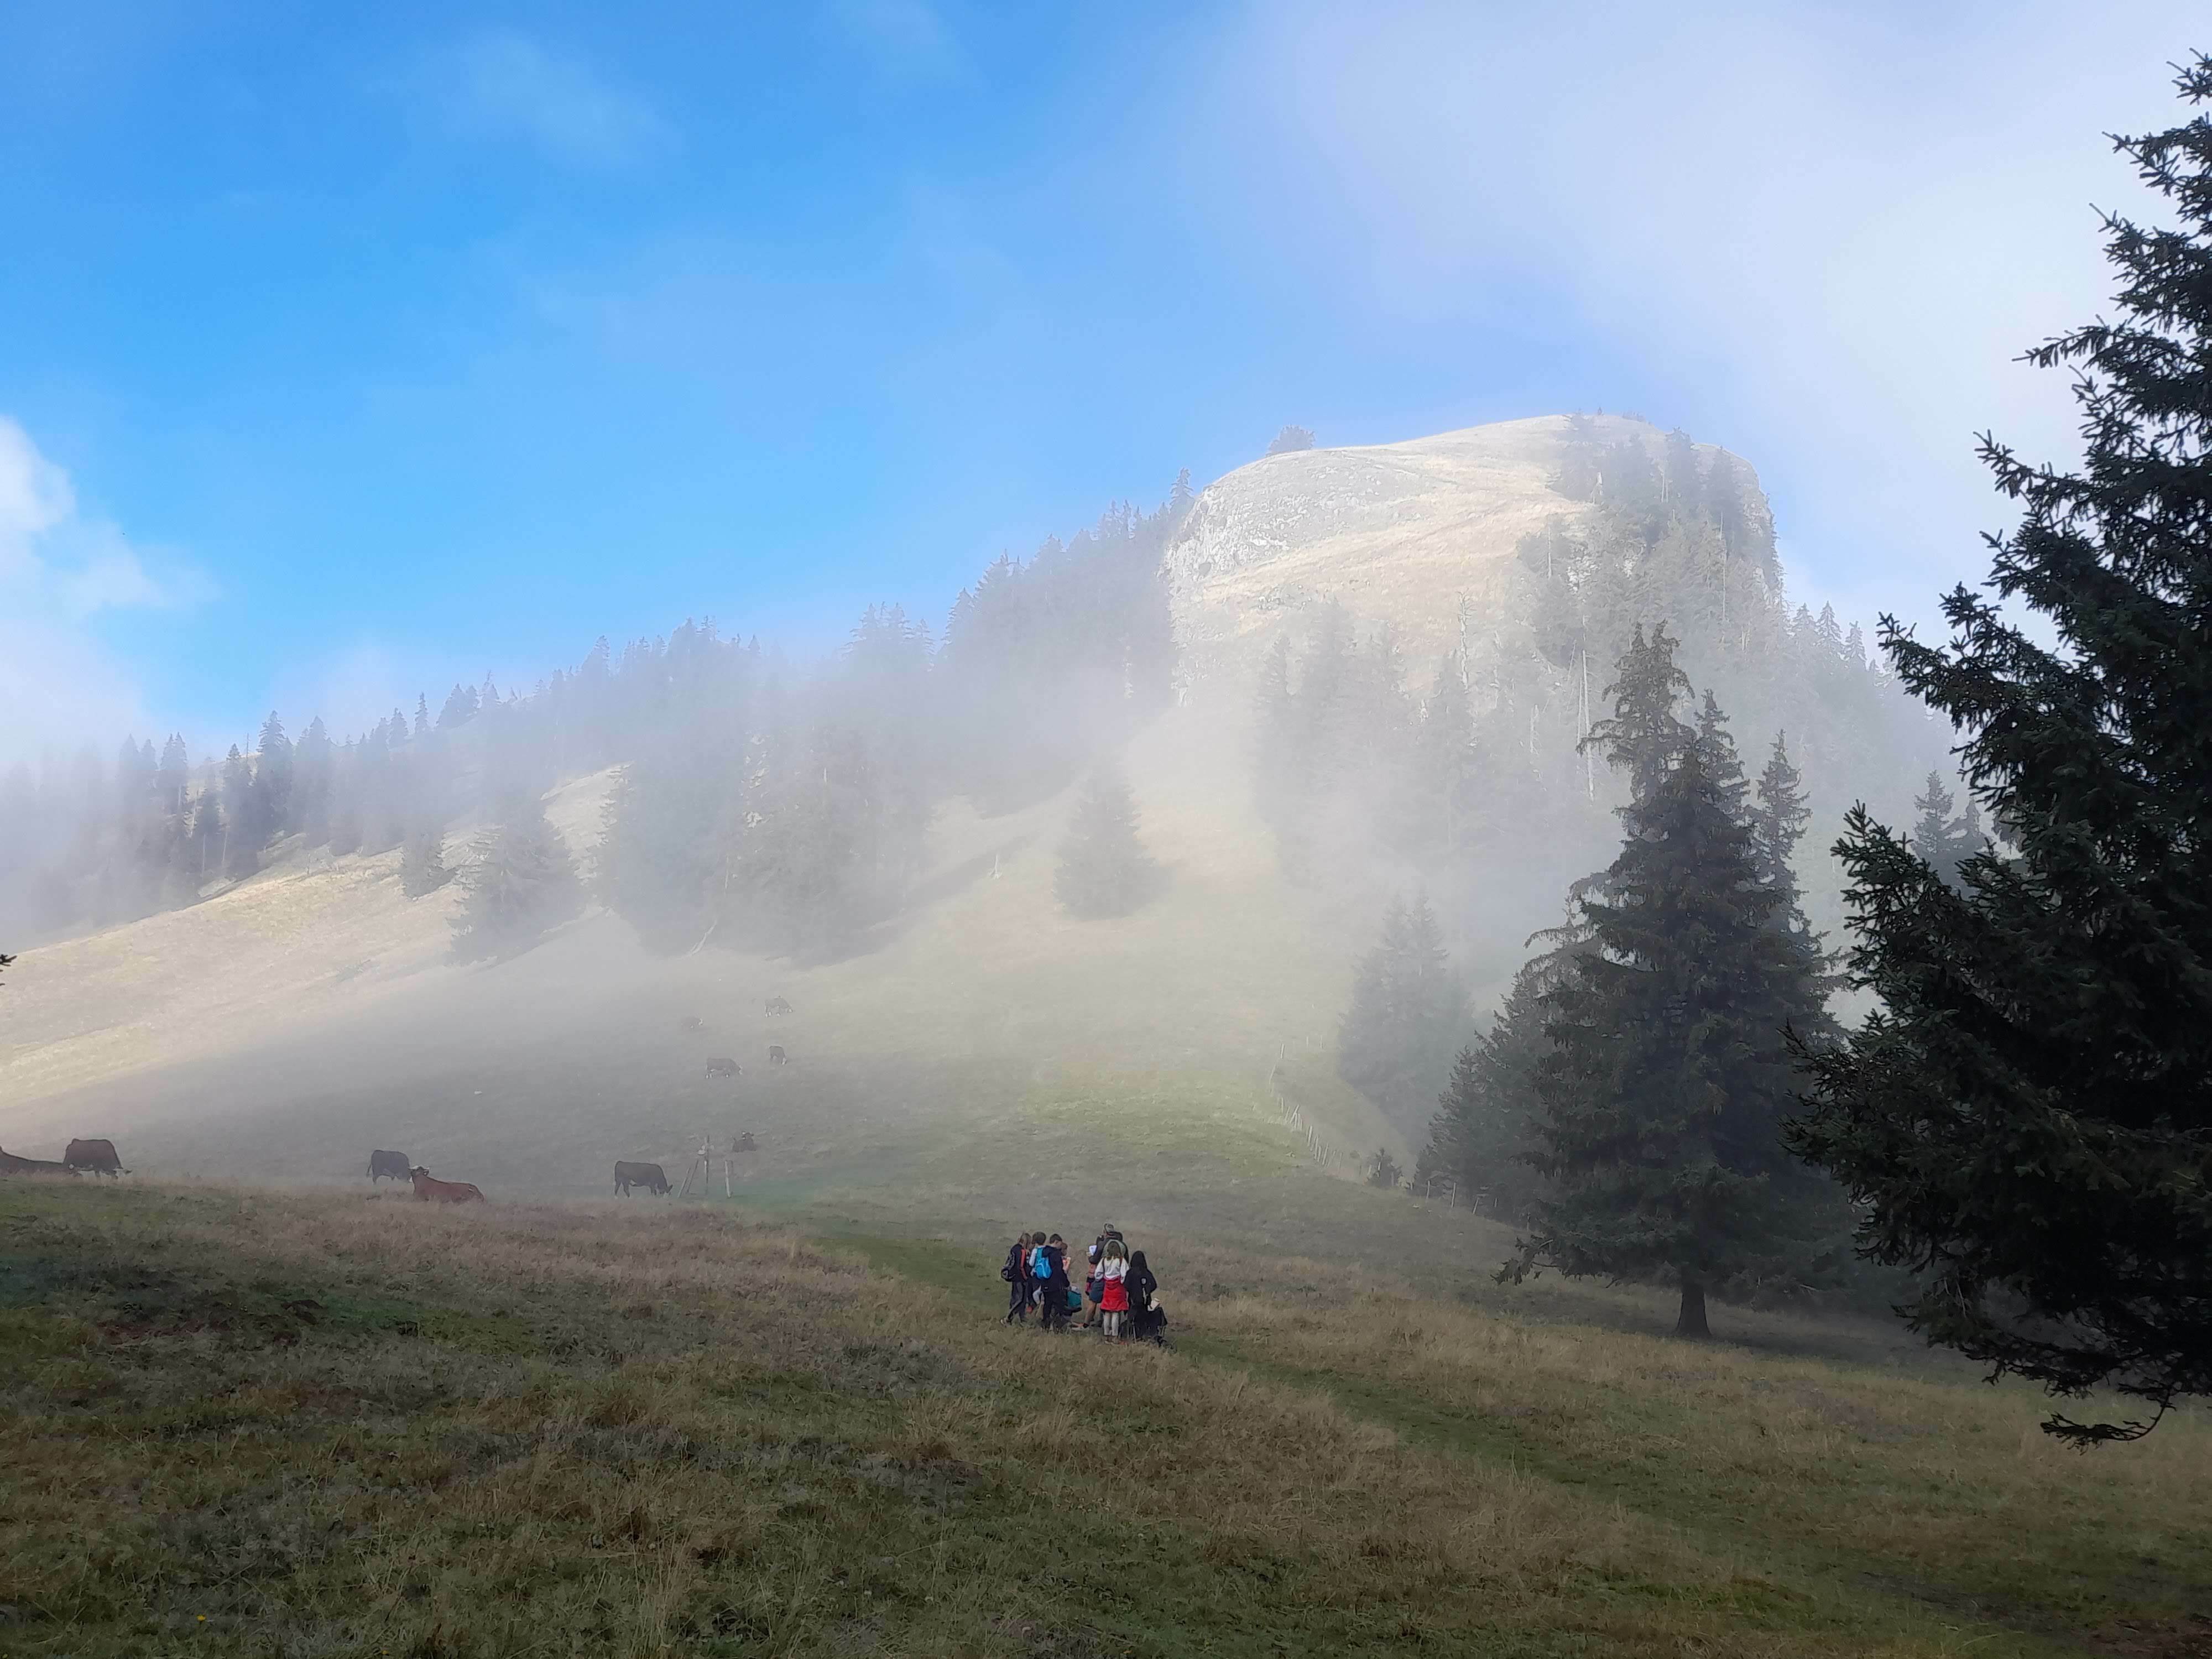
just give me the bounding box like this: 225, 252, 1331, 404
408, 1166, 486, 1203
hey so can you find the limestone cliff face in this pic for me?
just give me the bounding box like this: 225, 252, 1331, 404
1163, 414, 1757, 680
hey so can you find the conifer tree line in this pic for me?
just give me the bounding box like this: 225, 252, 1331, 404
0, 495, 1183, 958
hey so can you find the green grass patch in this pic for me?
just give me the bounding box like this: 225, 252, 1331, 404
1015, 1067, 1301, 1177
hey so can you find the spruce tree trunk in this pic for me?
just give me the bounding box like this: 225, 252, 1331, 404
1676, 1274, 1710, 1339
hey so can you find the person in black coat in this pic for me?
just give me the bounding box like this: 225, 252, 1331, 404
1003, 1231, 1034, 1324
1126, 1249, 1165, 1343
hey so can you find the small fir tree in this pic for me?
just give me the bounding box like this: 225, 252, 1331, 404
219, 747, 258, 879
449, 794, 582, 961
1906, 769, 1985, 889
1422, 955, 1564, 1222
1339, 892, 1469, 1140
1265, 424, 1317, 455
1366, 1147, 1404, 1190
1790, 59, 2212, 1442
253, 711, 293, 842
1053, 763, 1160, 919
400, 826, 453, 898
327, 802, 362, 858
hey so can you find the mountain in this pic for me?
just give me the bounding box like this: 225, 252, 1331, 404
1168, 415, 1603, 676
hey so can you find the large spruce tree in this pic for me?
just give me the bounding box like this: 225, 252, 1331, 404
1790, 59, 2212, 1442
1509, 627, 1834, 1337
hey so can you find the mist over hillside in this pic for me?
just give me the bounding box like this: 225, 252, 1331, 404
1, 413, 1957, 1211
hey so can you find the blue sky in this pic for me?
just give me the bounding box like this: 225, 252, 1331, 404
0, 1, 2198, 762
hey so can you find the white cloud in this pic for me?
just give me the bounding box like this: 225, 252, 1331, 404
1199, 0, 2195, 630
416, 30, 676, 169
0, 618, 155, 767
832, 0, 966, 83
0, 418, 207, 615
0, 418, 211, 766
0, 417, 75, 582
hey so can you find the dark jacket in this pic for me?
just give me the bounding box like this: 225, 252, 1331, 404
1126, 1259, 1158, 1312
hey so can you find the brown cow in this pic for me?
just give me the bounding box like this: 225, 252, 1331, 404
613, 1160, 670, 1197
0, 1145, 77, 1177
64, 1138, 124, 1177
408, 1166, 486, 1203
705, 1057, 739, 1078
768, 1045, 787, 1065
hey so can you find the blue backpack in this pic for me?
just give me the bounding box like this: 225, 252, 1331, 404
1030, 1246, 1050, 1281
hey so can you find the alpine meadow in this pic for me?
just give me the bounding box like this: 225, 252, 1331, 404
8, 13, 2212, 1659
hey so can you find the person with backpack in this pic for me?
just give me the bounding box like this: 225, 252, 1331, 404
1002, 1232, 1034, 1324
1036, 1234, 1072, 1332
1028, 1230, 1052, 1312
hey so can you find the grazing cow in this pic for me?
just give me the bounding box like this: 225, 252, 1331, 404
768, 1045, 787, 1065
368, 1150, 410, 1183
706, 1057, 739, 1079
408, 1166, 486, 1204
0, 1145, 77, 1177
678, 1015, 703, 1033
733, 1132, 757, 1154
765, 997, 793, 1016
613, 1160, 670, 1197
64, 1138, 124, 1177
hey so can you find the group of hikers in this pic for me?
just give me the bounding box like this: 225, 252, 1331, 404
1002, 1224, 1165, 1343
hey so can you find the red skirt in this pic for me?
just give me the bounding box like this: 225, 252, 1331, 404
1100, 1279, 1129, 1312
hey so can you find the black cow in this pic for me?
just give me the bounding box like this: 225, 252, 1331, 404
706, 1057, 739, 1079
614, 1160, 670, 1197
768, 1045, 787, 1065
368, 1150, 410, 1182
733, 1131, 758, 1154
0, 1145, 77, 1177
765, 997, 793, 1016
64, 1138, 124, 1177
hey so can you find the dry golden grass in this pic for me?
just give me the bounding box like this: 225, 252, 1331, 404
0, 1179, 2117, 1657
1180, 1280, 2212, 1642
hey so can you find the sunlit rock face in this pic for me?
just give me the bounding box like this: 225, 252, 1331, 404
1164, 415, 1599, 681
